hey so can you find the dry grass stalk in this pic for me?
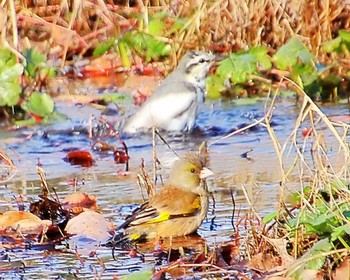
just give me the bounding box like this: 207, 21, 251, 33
1, 0, 348, 64
0, 148, 16, 183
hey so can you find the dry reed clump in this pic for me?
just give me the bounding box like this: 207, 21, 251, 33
194, 0, 349, 55
269, 78, 350, 208
236, 78, 350, 276
205, 80, 349, 276
1, 0, 349, 63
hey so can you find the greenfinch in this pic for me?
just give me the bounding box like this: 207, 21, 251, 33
112, 149, 213, 247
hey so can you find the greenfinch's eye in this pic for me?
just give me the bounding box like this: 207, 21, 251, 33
190, 168, 196, 173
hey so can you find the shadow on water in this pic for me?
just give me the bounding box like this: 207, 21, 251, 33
1, 82, 350, 278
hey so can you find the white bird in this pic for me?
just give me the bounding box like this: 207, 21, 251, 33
122, 51, 216, 134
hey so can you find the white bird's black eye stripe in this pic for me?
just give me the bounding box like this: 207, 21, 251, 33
185, 55, 212, 73
199, 58, 208, 63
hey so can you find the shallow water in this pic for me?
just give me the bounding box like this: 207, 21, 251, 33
0, 78, 349, 278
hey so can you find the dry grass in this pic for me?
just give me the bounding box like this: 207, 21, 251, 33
224, 76, 350, 276
269, 76, 350, 206
1, 0, 349, 65
207, 73, 350, 275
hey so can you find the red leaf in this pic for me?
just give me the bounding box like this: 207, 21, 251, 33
301, 127, 313, 138
114, 150, 129, 164
31, 113, 44, 122
66, 150, 93, 167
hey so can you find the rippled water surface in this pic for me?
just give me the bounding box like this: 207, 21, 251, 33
1, 78, 349, 279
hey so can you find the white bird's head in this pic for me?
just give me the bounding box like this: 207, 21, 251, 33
178, 51, 216, 85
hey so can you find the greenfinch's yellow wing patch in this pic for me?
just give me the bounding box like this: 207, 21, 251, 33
124, 188, 201, 228
144, 211, 170, 224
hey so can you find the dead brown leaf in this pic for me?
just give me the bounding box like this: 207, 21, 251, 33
0, 210, 51, 235
264, 237, 295, 267
249, 252, 281, 272
333, 256, 350, 280
64, 210, 114, 242
62, 193, 97, 212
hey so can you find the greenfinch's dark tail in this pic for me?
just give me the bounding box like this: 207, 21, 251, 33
110, 231, 131, 259
106, 231, 148, 260
103, 231, 129, 259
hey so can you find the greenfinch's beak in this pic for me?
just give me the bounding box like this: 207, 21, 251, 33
200, 167, 214, 179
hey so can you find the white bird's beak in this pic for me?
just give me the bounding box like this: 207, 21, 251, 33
200, 167, 214, 179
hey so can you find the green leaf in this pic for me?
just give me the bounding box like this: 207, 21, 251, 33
231, 54, 256, 84
331, 224, 350, 241
339, 29, 350, 42
248, 46, 272, 69
216, 54, 252, 84
120, 269, 152, 280
206, 75, 226, 100
23, 48, 47, 78
148, 18, 165, 36
343, 210, 350, 219
45, 67, 57, 77
216, 57, 234, 80
288, 186, 311, 205
0, 81, 21, 106
0, 48, 23, 106
93, 38, 116, 56
0, 63, 24, 82
321, 30, 350, 54
289, 238, 333, 279
166, 17, 186, 35
302, 238, 332, 270
100, 93, 132, 103
292, 62, 318, 87
22, 48, 57, 82
26, 92, 54, 117
0, 48, 17, 70
272, 36, 315, 70
122, 31, 170, 62
322, 37, 342, 53
216, 46, 271, 85
14, 117, 38, 126
262, 211, 278, 224
273, 37, 317, 89
145, 36, 171, 60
